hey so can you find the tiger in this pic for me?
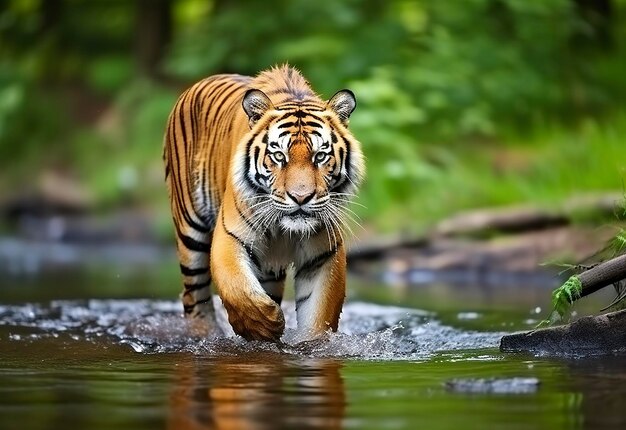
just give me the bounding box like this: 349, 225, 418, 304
163, 65, 364, 341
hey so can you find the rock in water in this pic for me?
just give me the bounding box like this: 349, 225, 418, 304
445, 377, 540, 394
500, 309, 626, 356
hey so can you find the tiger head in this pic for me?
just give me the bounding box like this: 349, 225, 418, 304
233, 88, 364, 236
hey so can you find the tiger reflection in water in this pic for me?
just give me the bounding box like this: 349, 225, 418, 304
167, 353, 345, 430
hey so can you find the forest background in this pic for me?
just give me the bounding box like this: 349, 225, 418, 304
1, 0, 625, 239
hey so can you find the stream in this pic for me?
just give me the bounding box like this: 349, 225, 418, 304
1, 243, 625, 429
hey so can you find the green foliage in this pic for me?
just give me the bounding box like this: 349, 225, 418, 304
1, 0, 626, 230
606, 229, 626, 258
354, 112, 626, 231
166, 0, 620, 136
116, 80, 178, 153
536, 275, 582, 327
552, 275, 583, 318
163, 0, 626, 230
540, 225, 626, 325
0, 72, 66, 168
69, 80, 178, 208
86, 56, 133, 95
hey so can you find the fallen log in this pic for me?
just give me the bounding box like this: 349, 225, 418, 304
500, 309, 626, 355
575, 253, 626, 300
435, 207, 568, 237
500, 254, 626, 355
435, 193, 623, 237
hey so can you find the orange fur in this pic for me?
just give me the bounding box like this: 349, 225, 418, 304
163, 65, 364, 341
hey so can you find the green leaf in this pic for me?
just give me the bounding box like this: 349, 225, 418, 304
551, 275, 583, 320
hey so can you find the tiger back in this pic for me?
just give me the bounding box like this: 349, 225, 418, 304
163, 65, 364, 341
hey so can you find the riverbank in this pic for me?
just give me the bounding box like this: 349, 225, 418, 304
2, 192, 623, 286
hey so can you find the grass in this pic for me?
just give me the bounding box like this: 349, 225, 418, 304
356, 112, 626, 233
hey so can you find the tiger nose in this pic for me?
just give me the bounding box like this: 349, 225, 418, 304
287, 190, 315, 205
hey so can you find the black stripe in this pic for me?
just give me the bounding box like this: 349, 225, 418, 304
213, 85, 244, 125
242, 132, 266, 194
277, 103, 324, 111
184, 279, 211, 292
292, 110, 309, 118
221, 212, 261, 269
275, 110, 325, 123
200, 163, 208, 211
180, 264, 209, 276
295, 292, 312, 309
168, 96, 190, 217
253, 146, 271, 185
234, 197, 257, 231
177, 227, 211, 252
342, 134, 352, 183
168, 90, 212, 233
179, 199, 213, 233
278, 121, 296, 129
337, 146, 345, 172
244, 172, 265, 194
301, 112, 325, 122
330, 146, 347, 191
204, 81, 242, 210
203, 80, 235, 124
183, 296, 212, 313
296, 248, 338, 278
196, 297, 212, 306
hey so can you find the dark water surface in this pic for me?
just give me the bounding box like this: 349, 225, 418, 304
1, 266, 625, 430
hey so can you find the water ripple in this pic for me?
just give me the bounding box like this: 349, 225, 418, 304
0, 299, 505, 360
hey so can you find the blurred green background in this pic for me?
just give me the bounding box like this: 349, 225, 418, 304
1, 0, 625, 236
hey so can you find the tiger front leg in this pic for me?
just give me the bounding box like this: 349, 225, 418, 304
294, 244, 346, 339
211, 218, 285, 342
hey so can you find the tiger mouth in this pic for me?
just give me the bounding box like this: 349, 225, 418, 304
279, 211, 321, 234
289, 209, 309, 217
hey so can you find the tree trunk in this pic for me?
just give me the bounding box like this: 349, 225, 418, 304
134, 0, 173, 78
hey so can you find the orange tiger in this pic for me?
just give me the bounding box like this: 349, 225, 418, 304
163, 65, 364, 341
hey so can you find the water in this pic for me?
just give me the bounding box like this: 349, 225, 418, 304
1, 268, 625, 429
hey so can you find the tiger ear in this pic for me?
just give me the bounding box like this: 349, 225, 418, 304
327, 89, 356, 125
242, 89, 274, 128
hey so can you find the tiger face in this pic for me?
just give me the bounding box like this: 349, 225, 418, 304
234, 89, 364, 235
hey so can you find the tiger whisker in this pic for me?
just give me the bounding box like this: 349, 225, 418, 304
319, 214, 334, 251
330, 203, 364, 234
332, 202, 364, 223
327, 203, 355, 239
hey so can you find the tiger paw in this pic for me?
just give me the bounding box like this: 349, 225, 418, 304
224, 296, 285, 342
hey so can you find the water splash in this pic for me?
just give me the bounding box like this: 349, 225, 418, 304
0, 299, 504, 360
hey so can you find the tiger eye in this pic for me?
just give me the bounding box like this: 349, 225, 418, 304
273, 152, 285, 162
314, 152, 327, 163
